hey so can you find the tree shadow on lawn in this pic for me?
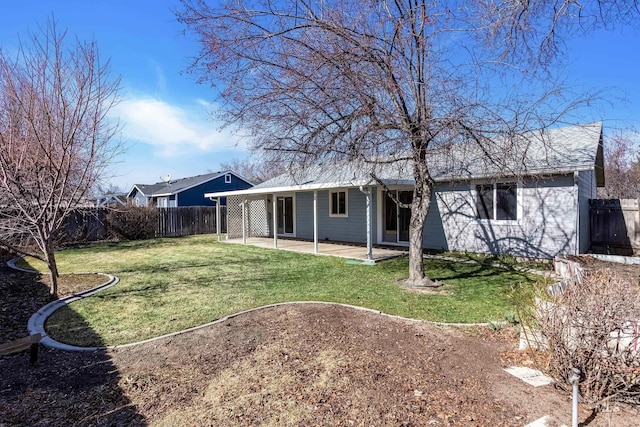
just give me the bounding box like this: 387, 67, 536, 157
64, 237, 176, 253
108, 251, 274, 275
425, 259, 534, 283
0, 259, 146, 426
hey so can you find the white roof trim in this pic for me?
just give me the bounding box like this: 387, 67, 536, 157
205, 178, 415, 199
127, 184, 145, 198
205, 164, 596, 199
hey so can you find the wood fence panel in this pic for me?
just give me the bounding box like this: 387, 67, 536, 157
590, 199, 640, 255
155, 206, 227, 238
64, 206, 228, 242
63, 208, 108, 242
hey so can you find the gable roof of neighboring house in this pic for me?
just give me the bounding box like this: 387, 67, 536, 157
96, 193, 128, 207
128, 171, 254, 199
204, 122, 604, 199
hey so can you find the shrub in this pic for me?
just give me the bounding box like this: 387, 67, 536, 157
531, 270, 640, 405
105, 205, 157, 240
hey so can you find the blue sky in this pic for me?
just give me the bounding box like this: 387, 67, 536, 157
1, 1, 639, 191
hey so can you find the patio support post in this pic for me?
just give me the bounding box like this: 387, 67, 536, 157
359, 186, 373, 261
242, 198, 247, 244
313, 191, 318, 254
272, 195, 278, 248
216, 197, 221, 241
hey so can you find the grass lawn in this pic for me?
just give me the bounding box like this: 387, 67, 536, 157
20, 235, 538, 346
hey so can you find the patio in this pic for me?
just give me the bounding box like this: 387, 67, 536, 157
223, 237, 406, 263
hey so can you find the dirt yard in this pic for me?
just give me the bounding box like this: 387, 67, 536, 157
573, 255, 640, 285
2, 257, 640, 426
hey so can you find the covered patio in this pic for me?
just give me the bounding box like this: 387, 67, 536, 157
205, 181, 389, 262
222, 237, 406, 263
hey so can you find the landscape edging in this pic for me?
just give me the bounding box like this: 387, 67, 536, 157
9, 257, 497, 352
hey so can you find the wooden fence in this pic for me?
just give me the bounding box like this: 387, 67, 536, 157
590, 199, 640, 255
63, 206, 227, 242
156, 206, 227, 237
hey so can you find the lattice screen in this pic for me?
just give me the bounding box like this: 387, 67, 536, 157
247, 197, 269, 237
226, 195, 270, 239
227, 195, 244, 239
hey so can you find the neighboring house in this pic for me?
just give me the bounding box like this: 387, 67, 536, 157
96, 193, 128, 207
204, 123, 604, 258
128, 171, 254, 208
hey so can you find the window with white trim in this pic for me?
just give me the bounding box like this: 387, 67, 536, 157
224, 173, 232, 184
476, 183, 518, 221
329, 190, 348, 217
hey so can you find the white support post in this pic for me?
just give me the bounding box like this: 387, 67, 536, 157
242, 199, 247, 244
313, 191, 318, 254
216, 197, 221, 241
366, 186, 372, 261
272, 195, 278, 248
359, 186, 373, 261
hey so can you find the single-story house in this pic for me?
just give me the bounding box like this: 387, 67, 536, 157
204, 122, 604, 259
128, 171, 254, 208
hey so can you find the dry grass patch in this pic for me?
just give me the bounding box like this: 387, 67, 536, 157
156, 345, 346, 427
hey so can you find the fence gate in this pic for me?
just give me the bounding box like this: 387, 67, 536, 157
590, 199, 640, 255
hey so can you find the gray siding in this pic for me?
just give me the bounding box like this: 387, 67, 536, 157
296, 192, 314, 239
430, 175, 578, 258
577, 170, 596, 253
296, 188, 377, 243
131, 191, 147, 207
422, 185, 458, 251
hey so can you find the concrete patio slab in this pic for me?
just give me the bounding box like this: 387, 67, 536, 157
223, 237, 406, 262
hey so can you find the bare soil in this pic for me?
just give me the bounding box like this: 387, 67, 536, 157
2, 256, 640, 426
572, 255, 640, 285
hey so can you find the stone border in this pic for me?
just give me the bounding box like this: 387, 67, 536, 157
27, 274, 119, 351
587, 253, 640, 265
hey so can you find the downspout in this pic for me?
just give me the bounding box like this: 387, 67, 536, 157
359, 186, 373, 261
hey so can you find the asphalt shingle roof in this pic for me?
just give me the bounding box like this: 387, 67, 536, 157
251, 122, 603, 190
133, 172, 226, 196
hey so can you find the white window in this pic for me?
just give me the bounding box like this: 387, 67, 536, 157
476, 183, 518, 221
225, 173, 232, 184
329, 190, 348, 217
157, 197, 168, 208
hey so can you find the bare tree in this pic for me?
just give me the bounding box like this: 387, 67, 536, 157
219, 156, 284, 184
477, 0, 640, 66
178, 0, 591, 286
597, 130, 640, 198
0, 20, 121, 297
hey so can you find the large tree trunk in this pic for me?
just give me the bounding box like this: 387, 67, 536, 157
44, 239, 60, 299
405, 158, 437, 287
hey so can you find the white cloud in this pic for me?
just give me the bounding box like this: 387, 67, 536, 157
112, 97, 247, 156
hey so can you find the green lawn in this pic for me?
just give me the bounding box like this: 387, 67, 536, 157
21, 235, 537, 346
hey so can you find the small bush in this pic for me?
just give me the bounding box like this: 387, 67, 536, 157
531, 270, 640, 405
504, 310, 518, 325
105, 205, 157, 240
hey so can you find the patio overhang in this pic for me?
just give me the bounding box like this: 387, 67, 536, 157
207, 180, 398, 262
203, 178, 415, 200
